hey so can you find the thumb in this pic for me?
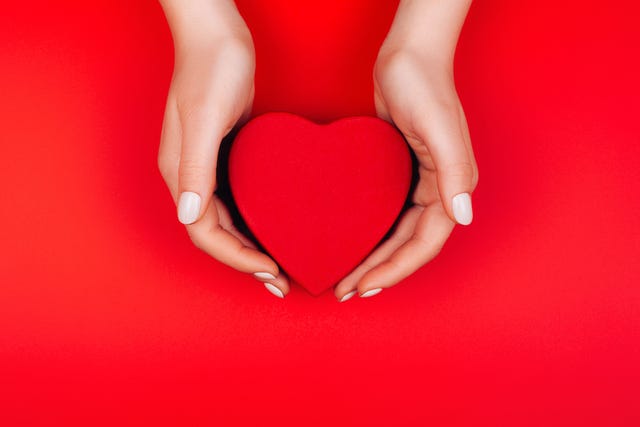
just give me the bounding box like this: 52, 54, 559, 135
176, 107, 227, 225
415, 104, 477, 225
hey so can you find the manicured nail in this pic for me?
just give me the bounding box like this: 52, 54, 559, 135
178, 191, 201, 224
254, 272, 277, 281
264, 282, 284, 298
360, 288, 382, 298
339, 290, 357, 303
452, 193, 473, 225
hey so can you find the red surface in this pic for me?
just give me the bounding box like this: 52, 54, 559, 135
229, 112, 412, 295
1, 0, 639, 425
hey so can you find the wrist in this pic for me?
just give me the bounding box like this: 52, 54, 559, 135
376, 40, 453, 74
161, 0, 252, 51
380, 0, 471, 69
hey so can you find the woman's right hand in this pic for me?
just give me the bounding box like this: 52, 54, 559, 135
158, 0, 290, 298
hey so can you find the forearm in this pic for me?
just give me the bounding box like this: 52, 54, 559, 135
382, 0, 472, 65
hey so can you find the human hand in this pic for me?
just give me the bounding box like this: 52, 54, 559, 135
334, 0, 478, 302
158, 0, 289, 298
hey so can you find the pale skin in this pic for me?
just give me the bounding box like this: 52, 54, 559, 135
158, 0, 478, 301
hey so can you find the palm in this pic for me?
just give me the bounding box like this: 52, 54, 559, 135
334, 51, 477, 301
159, 36, 291, 296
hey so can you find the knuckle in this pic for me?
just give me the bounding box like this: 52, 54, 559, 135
441, 161, 475, 182
429, 243, 445, 260
157, 152, 172, 181
386, 256, 405, 273
431, 238, 447, 258
179, 101, 232, 138
187, 229, 206, 251
179, 157, 209, 184
156, 154, 169, 180
471, 167, 479, 190
416, 234, 445, 261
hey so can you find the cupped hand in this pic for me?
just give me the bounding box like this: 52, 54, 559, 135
335, 46, 478, 302
157, 1, 289, 298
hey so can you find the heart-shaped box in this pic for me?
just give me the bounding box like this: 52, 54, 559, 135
229, 112, 412, 295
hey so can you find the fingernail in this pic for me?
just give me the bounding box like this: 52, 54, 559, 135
254, 272, 276, 281
178, 191, 201, 224
360, 288, 382, 298
452, 193, 473, 225
264, 282, 284, 299
339, 290, 357, 303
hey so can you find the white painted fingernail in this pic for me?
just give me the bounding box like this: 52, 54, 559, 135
178, 191, 201, 224
360, 288, 382, 298
254, 272, 277, 281
264, 282, 284, 298
452, 192, 473, 225
339, 290, 357, 303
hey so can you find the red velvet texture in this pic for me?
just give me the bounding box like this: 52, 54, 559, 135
229, 112, 412, 295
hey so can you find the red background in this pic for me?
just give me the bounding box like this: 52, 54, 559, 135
1, 0, 639, 425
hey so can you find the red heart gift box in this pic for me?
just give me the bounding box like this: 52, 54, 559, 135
229, 112, 412, 295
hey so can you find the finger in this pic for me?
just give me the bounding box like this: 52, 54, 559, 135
334, 206, 422, 302
186, 195, 280, 278
216, 198, 290, 297
261, 275, 290, 299
357, 203, 455, 297
335, 167, 438, 301
373, 81, 391, 122
215, 196, 259, 249
160, 98, 280, 286
458, 105, 479, 189
414, 101, 477, 225
157, 96, 181, 199
176, 104, 225, 225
